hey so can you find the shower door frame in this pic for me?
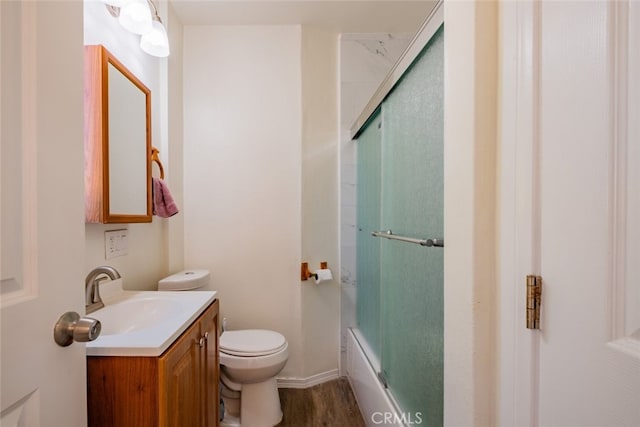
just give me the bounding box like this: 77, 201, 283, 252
350, 1, 443, 140
351, 1, 445, 423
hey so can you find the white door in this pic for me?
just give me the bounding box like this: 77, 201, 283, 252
499, 1, 640, 426
1, 1, 87, 425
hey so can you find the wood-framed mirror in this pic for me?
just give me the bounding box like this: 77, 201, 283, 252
84, 44, 152, 223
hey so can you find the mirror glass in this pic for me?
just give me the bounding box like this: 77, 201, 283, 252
107, 62, 148, 215
84, 45, 152, 223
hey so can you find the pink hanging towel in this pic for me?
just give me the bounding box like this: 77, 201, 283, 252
153, 177, 179, 218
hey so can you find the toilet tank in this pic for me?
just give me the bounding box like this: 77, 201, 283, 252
158, 269, 210, 291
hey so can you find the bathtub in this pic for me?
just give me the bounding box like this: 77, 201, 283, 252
346, 328, 405, 427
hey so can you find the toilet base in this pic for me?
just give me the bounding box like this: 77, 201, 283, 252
240, 377, 283, 427
220, 414, 240, 427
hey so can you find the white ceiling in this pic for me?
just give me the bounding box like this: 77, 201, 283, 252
169, 0, 437, 33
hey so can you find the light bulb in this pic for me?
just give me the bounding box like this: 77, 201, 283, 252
118, 0, 152, 35
140, 17, 170, 57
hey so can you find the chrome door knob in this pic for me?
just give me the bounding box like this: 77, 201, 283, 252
53, 311, 101, 347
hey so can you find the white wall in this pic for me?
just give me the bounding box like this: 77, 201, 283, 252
300, 26, 340, 379
83, 0, 183, 289
183, 25, 304, 377
183, 25, 342, 380
443, 1, 498, 425
165, 3, 185, 274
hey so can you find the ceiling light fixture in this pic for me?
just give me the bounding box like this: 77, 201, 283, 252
101, 0, 128, 7
103, 0, 170, 58
118, 0, 152, 35
140, 3, 170, 57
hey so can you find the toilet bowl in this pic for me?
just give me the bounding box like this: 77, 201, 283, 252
220, 329, 289, 427
158, 271, 289, 427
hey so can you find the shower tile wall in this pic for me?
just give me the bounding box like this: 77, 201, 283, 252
340, 33, 412, 373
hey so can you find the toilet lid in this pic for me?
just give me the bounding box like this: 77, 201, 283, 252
220, 329, 287, 357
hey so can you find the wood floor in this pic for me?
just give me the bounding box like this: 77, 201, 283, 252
276, 378, 365, 427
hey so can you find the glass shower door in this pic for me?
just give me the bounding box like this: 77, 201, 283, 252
356, 111, 382, 357
379, 27, 444, 426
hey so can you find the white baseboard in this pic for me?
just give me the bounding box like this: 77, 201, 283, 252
276, 369, 340, 389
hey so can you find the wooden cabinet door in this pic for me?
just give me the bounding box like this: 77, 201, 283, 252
87, 357, 160, 427
199, 300, 220, 427
160, 320, 203, 427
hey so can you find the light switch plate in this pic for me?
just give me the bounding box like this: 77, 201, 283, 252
105, 229, 128, 259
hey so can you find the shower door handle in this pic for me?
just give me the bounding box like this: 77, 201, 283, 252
426, 238, 444, 247
371, 230, 444, 248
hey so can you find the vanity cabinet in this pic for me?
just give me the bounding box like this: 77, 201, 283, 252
87, 300, 219, 427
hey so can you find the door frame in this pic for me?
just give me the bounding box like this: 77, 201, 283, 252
496, 1, 541, 426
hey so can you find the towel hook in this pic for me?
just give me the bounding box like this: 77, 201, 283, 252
151, 147, 165, 179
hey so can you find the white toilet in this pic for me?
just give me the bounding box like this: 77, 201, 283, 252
219, 329, 289, 427
158, 270, 289, 427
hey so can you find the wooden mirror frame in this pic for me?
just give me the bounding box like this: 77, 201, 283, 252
84, 45, 152, 223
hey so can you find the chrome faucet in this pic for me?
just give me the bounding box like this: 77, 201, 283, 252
85, 266, 121, 314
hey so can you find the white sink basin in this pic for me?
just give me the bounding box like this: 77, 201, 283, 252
86, 290, 217, 357
97, 294, 183, 336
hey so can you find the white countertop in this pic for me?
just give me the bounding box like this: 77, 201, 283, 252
86, 285, 217, 357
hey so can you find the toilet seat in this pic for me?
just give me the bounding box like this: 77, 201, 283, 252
220, 329, 287, 357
